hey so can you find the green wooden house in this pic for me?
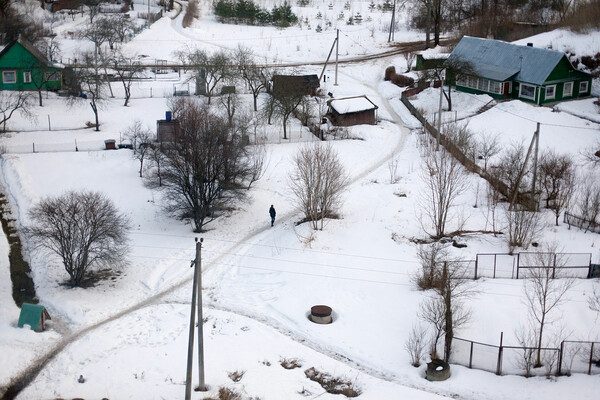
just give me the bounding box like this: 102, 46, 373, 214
18, 303, 51, 332
0, 36, 64, 91
415, 49, 449, 71
446, 36, 592, 105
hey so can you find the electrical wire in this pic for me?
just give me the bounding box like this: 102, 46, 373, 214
458, 91, 600, 131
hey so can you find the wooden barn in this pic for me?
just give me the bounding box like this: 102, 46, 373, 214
0, 36, 64, 91
18, 303, 51, 332
415, 49, 449, 71
447, 36, 592, 104
327, 95, 378, 126
272, 74, 320, 97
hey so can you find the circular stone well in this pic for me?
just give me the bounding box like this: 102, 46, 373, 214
310, 305, 332, 324
425, 359, 451, 381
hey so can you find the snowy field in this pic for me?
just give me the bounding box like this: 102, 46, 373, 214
1, 1, 600, 399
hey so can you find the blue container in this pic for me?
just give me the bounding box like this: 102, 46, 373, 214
166, 111, 172, 121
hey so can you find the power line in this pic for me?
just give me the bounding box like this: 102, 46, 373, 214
459, 92, 600, 131
129, 231, 421, 264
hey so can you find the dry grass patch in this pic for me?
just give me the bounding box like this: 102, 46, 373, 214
304, 367, 361, 397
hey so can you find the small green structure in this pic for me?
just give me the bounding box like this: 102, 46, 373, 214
0, 36, 64, 91
18, 303, 51, 332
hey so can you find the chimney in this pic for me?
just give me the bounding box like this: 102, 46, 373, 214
527, 43, 533, 47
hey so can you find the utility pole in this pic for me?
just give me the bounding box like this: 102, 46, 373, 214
335, 29, 339, 86
388, 0, 396, 42
185, 238, 206, 398
436, 73, 444, 151
530, 123, 540, 211
184, 238, 200, 400
195, 238, 206, 392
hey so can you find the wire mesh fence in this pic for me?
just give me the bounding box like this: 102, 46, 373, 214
559, 341, 600, 375
472, 252, 592, 279
449, 336, 593, 377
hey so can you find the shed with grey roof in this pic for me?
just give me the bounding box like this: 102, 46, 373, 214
446, 36, 591, 104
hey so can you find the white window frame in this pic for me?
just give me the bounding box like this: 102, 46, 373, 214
579, 81, 589, 94
563, 82, 573, 97
545, 84, 556, 100
2, 70, 17, 84
519, 83, 536, 100
23, 71, 32, 84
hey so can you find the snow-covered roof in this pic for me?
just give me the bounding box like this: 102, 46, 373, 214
329, 95, 378, 114
447, 36, 588, 85
417, 46, 450, 60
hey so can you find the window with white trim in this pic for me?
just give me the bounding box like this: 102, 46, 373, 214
519, 83, 536, 100
579, 81, 589, 93
23, 71, 32, 83
545, 85, 556, 100
563, 82, 573, 97
2, 70, 17, 84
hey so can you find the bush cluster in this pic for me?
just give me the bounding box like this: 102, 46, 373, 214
214, 0, 298, 27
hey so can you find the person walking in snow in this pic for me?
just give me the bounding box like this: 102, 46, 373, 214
269, 205, 276, 227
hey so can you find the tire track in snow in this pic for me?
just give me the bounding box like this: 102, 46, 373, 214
1, 66, 416, 399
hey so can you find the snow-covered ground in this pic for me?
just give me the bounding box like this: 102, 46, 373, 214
2, 1, 600, 399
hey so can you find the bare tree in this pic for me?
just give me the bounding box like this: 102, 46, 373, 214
158, 99, 249, 232
246, 141, 268, 190
576, 178, 600, 233
477, 132, 501, 171
444, 122, 476, 160
235, 46, 271, 112
504, 205, 543, 254
420, 146, 469, 239
145, 142, 167, 188
73, 52, 108, 131
539, 150, 576, 226
123, 120, 153, 177
111, 52, 144, 106
405, 323, 428, 367
492, 143, 529, 203
0, 91, 33, 132
418, 259, 472, 361
388, 155, 400, 184
515, 324, 538, 377
438, 57, 476, 111
27, 191, 130, 287
414, 242, 449, 290
83, 0, 101, 23
289, 143, 349, 230
177, 47, 232, 104
418, 294, 445, 358
485, 180, 501, 235
107, 14, 134, 46
219, 91, 238, 127
581, 138, 600, 167
523, 247, 575, 367
273, 89, 305, 140
182, 0, 199, 28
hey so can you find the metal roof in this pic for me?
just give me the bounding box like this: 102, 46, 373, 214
447, 36, 566, 86
18, 303, 50, 331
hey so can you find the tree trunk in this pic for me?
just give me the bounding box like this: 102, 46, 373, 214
38, 90, 43, 107
425, 7, 431, 49
282, 116, 288, 139
442, 262, 453, 362
536, 314, 545, 367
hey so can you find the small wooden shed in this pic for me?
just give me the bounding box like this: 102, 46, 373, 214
327, 95, 378, 126
156, 119, 181, 142
272, 74, 320, 97
18, 303, 51, 332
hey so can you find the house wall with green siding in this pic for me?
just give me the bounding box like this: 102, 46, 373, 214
0, 42, 62, 91
455, 55, 591, 105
